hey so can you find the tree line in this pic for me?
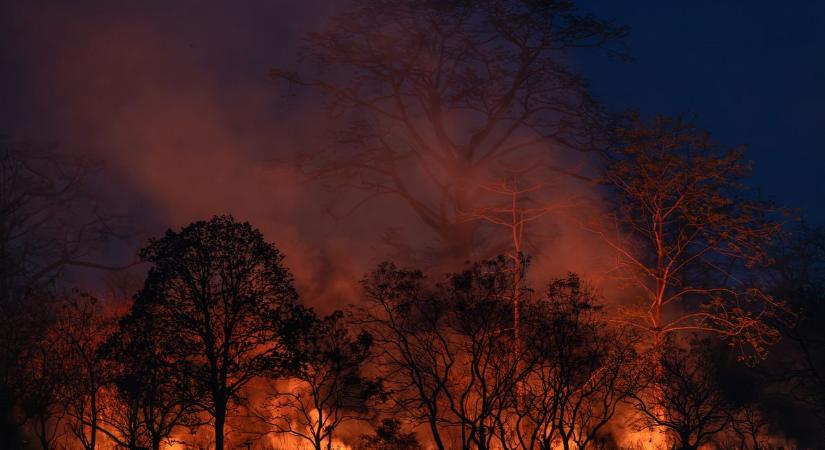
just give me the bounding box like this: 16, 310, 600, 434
3, 210, 821, 450
0, 215, 737, 449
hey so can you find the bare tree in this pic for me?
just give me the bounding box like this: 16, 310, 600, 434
459, 172, 574, 358
51, 292, 115, 450
730, 403, 771, 450
630, 339, 733, 450
274, 0, 626, 262
253, 310, 380, 450
357, 259, 640, 450
132, 215, 311, 450
0, 135, 128, 446
15, 298, 67, 450
356, 257, 523, 450
501, 274, 642, 450
594, 115, 785, 358
97, 305, 201, 450
765, 224, 825, 420
0, 136, 127, 298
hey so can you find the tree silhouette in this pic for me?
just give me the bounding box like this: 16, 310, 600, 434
356, 258, 522, 450
458, 173, 575, 360
509, 274, 642, 450
52, 293, 115, 450
631, 339, 733, 450
762, 224, 825, 438
15, 296, 67, 450
0, 136, 127, 445
131, 215, 311, 450
98, 305, 201, 450
275, 0, 626, 262
357, 258, 641, 450
730, 403, 771, 450
254, 310, 380, 450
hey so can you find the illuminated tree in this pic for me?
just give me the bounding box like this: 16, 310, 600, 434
132, 215, 310, 450
254, 311, 380, 450
596, 115, 785, 358
274, 0, 626, 262
459, 172, 574, 358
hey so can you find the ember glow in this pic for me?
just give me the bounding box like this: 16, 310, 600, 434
1, 1, 823, 450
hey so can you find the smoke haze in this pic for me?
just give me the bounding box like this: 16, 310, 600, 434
0, 0, 617, 310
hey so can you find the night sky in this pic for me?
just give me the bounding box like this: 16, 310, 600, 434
1, 0, 823, 228
580, 0, 825, 222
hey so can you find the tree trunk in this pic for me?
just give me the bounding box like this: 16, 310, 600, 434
677, 434, 697, 450
36, 412, 50, 450
428, 415, 447, 450
88, 389, 98, 450
214, 402, 226, 450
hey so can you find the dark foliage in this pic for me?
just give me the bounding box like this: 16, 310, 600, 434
130, 215, 312, 450
254, 310, 381, 450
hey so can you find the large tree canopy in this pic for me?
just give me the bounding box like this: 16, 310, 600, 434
596, 115, 786, 358
132, 215, 311, 450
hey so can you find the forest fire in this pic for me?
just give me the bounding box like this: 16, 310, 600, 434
1, 0, 824, 449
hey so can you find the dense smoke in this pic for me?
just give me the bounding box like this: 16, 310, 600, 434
0, 0, 617, 310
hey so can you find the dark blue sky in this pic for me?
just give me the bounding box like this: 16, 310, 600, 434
579, 0, 825, 222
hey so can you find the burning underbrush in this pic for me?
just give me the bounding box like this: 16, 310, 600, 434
7, 216, 803, 449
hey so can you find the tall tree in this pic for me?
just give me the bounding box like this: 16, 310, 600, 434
459, 173, 574, 359
274, 0, 626, 262
0, 136, 125, 303
595, 115, 785, 358
132, 215, 310, 450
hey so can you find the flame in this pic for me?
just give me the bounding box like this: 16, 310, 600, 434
617, 428, 670, 450
264, 433, 352, 450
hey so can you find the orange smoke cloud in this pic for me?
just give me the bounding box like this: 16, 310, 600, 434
1, 0, 619, 312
